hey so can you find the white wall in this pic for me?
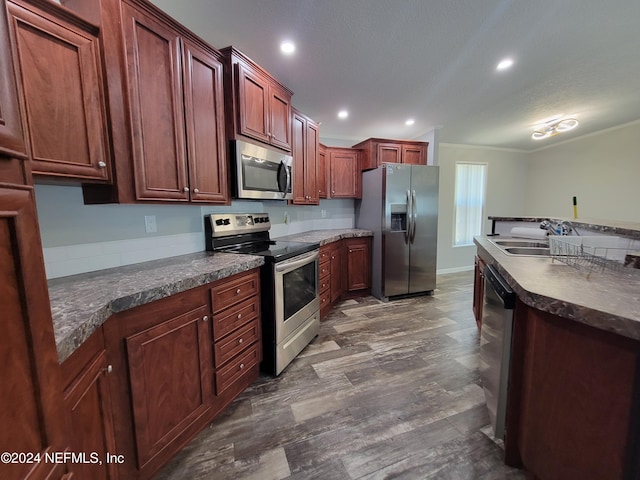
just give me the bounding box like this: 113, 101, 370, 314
524, 121, 640, 222
436, 144, 528, 273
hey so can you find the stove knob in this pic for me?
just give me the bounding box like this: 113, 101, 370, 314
223, 219, 231, 225
215, 219, 224, 226
255, 218, 261, 223
265, 217, 270, 223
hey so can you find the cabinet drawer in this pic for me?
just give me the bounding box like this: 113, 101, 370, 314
210, 270, 259, 313
320, 289, 331, 310
212, 295, 259, 341
319, 260, 330, 278
215, 342, 260, 395
319, 272, 330, 294
214, 319, 260, 367
319, 247, 330, 263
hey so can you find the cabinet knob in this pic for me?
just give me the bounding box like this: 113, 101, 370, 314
238, 338, 243, 344
332, 190, 335, 195
237, 313, 242, 319
98, 161, 107, 168
202, 315, 208, 322
104, 364, 113, 374
183, 186, 189, 192
239, 363, 245, 370
236, 288, 241, 294
193, 188, 200, 194
349, 249, 353, 253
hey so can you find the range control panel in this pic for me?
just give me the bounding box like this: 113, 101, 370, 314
207, 213, 271, 237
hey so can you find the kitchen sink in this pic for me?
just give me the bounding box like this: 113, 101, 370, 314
493, 240, 549, 248
504, 247, 551, 256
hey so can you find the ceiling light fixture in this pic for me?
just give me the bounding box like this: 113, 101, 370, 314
496, 58, 514, 71
531, 117, 579, 140
338, 110, 349, 119
405, 119, 415, 126
280, 41, 295, 55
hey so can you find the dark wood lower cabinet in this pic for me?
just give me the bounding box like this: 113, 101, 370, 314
320, 237, 372, 319
505, 300, 640, 480
61, 327, 117, 480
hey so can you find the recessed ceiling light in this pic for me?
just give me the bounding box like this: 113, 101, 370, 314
496, 58, 514, 71
338, 110, 349, 119
280, 41, 295, 55
405, 119, 415, 126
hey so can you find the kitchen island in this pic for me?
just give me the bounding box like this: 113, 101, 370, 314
474, 231, 640, 480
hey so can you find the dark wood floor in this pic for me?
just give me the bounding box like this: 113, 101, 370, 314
155, 271, 526, 479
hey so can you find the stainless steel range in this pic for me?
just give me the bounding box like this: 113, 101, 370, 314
205, 213, 320, 376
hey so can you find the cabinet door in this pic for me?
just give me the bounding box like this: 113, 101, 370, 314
0, 187, 69, 480
7, 1, 110, 181
236, 62, 270, 144
306, 119, 319, 204
122, 2, 188, 201
318, 144, 327, 198
329, 241, 343, 302
0, 1, 25, 158
125, 302, 212, 469
402, 144, 427, 165
291, 111, 307, 204
346, 238, 371, 291
329, 149, 359, 198
377, 143, 401, 164
268, 84, 291, 151
62, 330, 117, 480
182, 39, 229, 204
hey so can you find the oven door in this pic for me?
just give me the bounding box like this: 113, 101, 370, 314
274, 250, 320, 342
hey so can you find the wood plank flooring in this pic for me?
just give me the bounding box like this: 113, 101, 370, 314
155, 271, 526, 479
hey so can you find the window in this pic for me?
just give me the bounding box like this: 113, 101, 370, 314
453, 162, 487, 246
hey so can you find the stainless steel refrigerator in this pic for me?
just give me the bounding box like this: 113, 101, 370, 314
356, 164, 439, 301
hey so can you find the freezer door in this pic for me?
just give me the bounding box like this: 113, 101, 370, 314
383, 165, 412, 297
408, 166, 439, 294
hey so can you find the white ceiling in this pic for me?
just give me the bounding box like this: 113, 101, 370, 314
149, 0, 640, 151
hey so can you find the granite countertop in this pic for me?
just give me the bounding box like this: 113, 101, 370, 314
49, 252, 264, 363
489, 216, 640, 241
474, 236, 640, 341
276, 228, 373, 245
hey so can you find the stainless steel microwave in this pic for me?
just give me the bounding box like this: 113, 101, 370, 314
232, 140, 293, 200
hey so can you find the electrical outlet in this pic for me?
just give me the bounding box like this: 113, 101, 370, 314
144, 215, 157, 233
321, 209, 327, 218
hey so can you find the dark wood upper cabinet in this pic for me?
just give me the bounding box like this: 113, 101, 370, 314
61, 0, 228, 204
0, 186, 70, 480
0, 0, 26, 159
221, 46, 293, 152
318, 143, 328, 199
6, 0, 111, 182
352, 138, 428, 171
327, 147, 360, 198
291, 108, 319, 205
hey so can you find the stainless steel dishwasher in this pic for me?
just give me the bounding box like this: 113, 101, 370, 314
479, 264, 516, 440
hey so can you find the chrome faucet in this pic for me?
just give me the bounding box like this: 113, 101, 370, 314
539, 219, 579, 236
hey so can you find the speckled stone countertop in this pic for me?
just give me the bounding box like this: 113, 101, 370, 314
488, 216, 640, 240
49, 252, 264, 363
474, 236, 640, 341
275, 228, 373, 245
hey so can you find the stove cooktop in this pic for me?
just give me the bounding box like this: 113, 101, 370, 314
222, 240, 319, 263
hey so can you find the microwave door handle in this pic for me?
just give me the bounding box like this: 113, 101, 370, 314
283, 163, 292, 198
276, 161, 290, 197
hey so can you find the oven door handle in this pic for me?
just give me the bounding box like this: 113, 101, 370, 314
275, 250, 319, 273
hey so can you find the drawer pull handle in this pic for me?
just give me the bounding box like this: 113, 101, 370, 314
239, 363, 245, 370
238, 338, 243, 344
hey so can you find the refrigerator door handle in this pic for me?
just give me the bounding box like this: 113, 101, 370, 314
405, 189, 411, 244
410, 190, 417, 242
